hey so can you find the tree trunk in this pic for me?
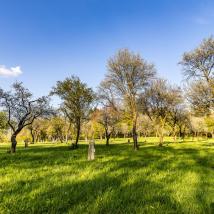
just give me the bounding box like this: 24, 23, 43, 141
65, 134, 68, 143
144, 133, 147, 142
11, 134, 17, 153
159, 135, 163, 146
105, 129, 111, 146
106, 135, 110, 146
132, 124, 138, 150
173, 134, 177, 143
30, 129, 35, 144
158, 124, 164, 146
75, 121, 80, 148
191, 132, 194, 141
59, 136, 63, 143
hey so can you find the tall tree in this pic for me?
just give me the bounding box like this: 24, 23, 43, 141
105, 49, 156, 150
180, 36, 214, 114
51, 76, 95, 149
0, 82, 52, 152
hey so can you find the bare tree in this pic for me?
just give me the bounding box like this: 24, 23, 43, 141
0, 82, 52, 152
180, 36, 214, 114
181, 36, 214, 83
105, 49, 156, 150
97, 80, 120, 145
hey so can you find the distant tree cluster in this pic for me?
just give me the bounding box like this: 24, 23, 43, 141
0, 36, 214, 152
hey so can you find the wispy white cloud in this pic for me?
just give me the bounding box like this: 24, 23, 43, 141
0, 65, 23, 77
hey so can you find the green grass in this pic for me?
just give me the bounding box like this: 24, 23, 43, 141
0, 138, 214, 214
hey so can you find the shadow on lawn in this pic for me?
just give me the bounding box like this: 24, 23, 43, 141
0, 143, 213, 213
1, 169, 183, 214
0, 142, 213, 170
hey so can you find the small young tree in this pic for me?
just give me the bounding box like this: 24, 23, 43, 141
97, 80, 120, 145
97, 107, 119, 145
0, 82, 52, 152
51, 76, 95, 149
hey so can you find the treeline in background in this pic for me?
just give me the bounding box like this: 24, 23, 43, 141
0, 36, 214, 152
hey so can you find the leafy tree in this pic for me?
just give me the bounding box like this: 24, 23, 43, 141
82, 110, 105, 141
38, 119, 50, 142
51, 76, 95, 149
119, 122, 130, 138
167, 103, 190, 142
137, 115, 153, 142
0, 111, 8, 143
104, 49, 156, 150
48, 116, 66, 143
0, 82, 52, 152
0, 111, 8, 131
139, 79, 182, 146
190, 116, 207, 140
204, 114, 214, 138
28, 119, 43, 143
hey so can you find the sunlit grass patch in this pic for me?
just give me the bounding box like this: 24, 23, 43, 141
0, 138, 214, 213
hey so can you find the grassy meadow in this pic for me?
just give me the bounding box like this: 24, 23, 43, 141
0, 138, 214, 214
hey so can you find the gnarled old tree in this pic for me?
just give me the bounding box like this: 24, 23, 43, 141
51, 76, 95, 149
180, 36, 214, 114
0, 82, 52, 152
139, 79, 183, 146
105, 49, 156, 150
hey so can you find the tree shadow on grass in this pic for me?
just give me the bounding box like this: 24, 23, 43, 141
0, 143, 213, 213
1, 172, 183, 214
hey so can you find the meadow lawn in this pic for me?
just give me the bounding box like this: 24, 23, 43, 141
0, 138, 214, 214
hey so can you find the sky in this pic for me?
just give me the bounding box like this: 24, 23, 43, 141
0, 0, 214, 103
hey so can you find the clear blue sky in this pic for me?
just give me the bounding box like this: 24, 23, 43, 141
0, 0, 213, 101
